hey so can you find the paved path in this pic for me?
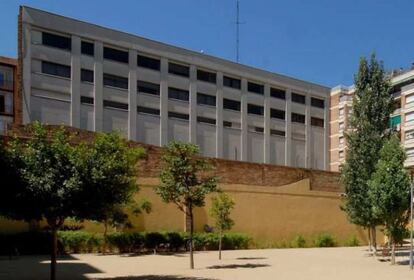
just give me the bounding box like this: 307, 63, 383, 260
1, 247, 414, 279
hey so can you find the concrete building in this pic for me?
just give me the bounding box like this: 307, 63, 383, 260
329, 68, 414, 171
18, 6, 330, 170
0, 56, 17, 135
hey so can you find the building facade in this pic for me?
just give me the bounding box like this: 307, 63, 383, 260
0, 56, 17, 135
18, 6, 330, 170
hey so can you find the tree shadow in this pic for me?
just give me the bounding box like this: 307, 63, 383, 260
236, 257, 267, 260
92, 276, 217, 280
206, 263, 270, 269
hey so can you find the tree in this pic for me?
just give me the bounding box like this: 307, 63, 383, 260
209, 192, 235, 260
341, 54, 393, 251
368, 135, 410, 264
2, 122, 80, 280
156, 141, 219, 269
71, 132, 150, 253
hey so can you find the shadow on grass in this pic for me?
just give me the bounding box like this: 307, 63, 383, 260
91, 276, 217, 280
207, 263, 270, 269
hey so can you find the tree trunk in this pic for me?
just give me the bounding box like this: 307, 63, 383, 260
189, 207, 194, 269
50, 226, 57, 280
367, 227, 372, 252
103, 221, 108, 254
219, 229, 222, 260
391, 238, 396, 265
371, 226, 377, 253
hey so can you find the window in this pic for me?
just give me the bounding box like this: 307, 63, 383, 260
0, 95, 4, 113
311, 97, 325, 108
197, 69, 216, 83
271, 87, 286, 99
80, 96, 94, 105
247, 104, 264, 115
103, 100, 128, 110
406, 130, 414, 140
41, 61, 71, 78
339, 122, 345, 130
407, 94, 414, 104
168, 87, 189, 101
339, 137, 345, 144
103, 47, 128, 63
169, 62, 189, 77
197, 116, 216, 125
137, 81, 160, 95
270, 129, 285, 137
81, 41, 94, 56
0, 65, 14, 91
223, 98, 241, 111
169, 111, 189, 120
223, 121, 232, 127
137, 55, 160, 71
311, 117, 324, 127
292, 93, 306, 104
223, 76, 241, 89
137, 106, 160, 116
197, 93, 216, 106
248, 82, 264, 95
339, 108, 345, 116
291, 113, 305, 124
407, 148, 414, 157
254, 126, 264, 133
406, 112, 414, 123
339, 151, 345, 159
42, 32, 71, 50
81, 69, 94, 83
103, 73, 128, 89
270, 108, 285, 120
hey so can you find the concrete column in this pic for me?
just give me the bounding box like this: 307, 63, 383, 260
264, 84, 271, 164
324, 96, 330, 170
285, 89, 292, 166
22, 23, 32, 124
160, 58, 169, 146
70, 35, 81, 128
93, 41, 103, 132
128, 49, 137, 141
216, 72, 224, 157
305, 94, 312, 168
241, 78, 248, 161
189, 65, 197, 144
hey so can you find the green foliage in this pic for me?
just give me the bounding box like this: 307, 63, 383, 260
210, 193, 235, 232
368, 135, 411, 245
165, 232, 185, 251
58, 231, 103, 253
106, 232, 144, 253
192, 233, 250, 250
144, 232, 167, 250
341, 54, 393, 228
314, 233, 336, 247
345, 236, 360, 247
291, 235, 307, 248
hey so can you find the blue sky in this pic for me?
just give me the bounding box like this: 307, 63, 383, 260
1, 0, 414, 87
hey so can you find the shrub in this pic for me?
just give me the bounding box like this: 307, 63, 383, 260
222, 233, 250, 249
291, 235, 306, 248
58, 231, 102, 253
314, 233, 336, 247
0, 232, 53, 255
344, 236, 359, 247
106, 232, 143, 253
144, 232, 167, 252
165, 232, 185, 251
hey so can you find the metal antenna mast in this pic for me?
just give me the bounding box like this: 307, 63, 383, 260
235, 0, 245, 62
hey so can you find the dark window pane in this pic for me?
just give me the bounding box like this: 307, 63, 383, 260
292, 93, 306, 104
223, 76, 241, 89
81, 41, 94, 56
248, 82, 264, 95
168, 87, 189, 101
270, 129, 285, 136
223, 121, 232, 127
137, 80, 160, 95
254, 127, 264, 133
80, 96, 94, 105
223, 98, 240, 111
42, 32, 71, 50
137, 55, 160, 71
103, 73, 128, 89
270, 87, 286, 99
311, 117, 324, 127
41, 61, 71, 78
137, 106, 160, 115
169, 62, 189, 77
104, 47, 129, 63
0, 96, 5, 112
292, 113, 305, 124
197, 116, 216, 125
247, 104, 264, 115
81, 69, 94, 83
103, 100, 128, 110
311, 97, 325, 108
197, 69, 216, 83
270, 108, 285, 120
197, 93, 216, 106
168, 111, 189, 120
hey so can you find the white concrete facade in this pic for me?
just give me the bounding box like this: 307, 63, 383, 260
20, 6, 330, 170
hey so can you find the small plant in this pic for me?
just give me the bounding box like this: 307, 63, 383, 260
314, 233, 336, 247
345, 236, 360, 247
292, 235, 306, 248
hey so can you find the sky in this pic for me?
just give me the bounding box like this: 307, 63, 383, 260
1, 0, 414, 87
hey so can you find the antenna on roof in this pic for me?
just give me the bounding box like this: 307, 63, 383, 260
235, 0, 246, 63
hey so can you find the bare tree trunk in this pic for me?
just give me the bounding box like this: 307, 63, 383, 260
50, 226, 57, 280
103, 221, 108, 254
189, 207, 194, 269
368, 227, 372, 252
219, 229, 222, 260
371, 226, 377, 253
391, 238, 396, 265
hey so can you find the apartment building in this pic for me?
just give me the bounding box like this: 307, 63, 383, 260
17, 6, 330, 170
0, 56, 17, 135
329, 68, 414, 171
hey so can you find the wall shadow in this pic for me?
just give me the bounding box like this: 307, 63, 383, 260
95, 276, 217, 280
